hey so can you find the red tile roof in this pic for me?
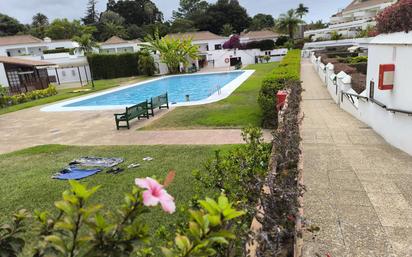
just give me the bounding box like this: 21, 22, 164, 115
0, 35, 43, 46
101, 36, 142, 45
240, 30, 280, 39
166, 31, 225, 41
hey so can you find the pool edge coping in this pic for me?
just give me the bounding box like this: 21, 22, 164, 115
40, 70, 255, 112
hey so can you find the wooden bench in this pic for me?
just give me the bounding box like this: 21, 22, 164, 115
114, 101, 149, 130
148, 93, 169, 117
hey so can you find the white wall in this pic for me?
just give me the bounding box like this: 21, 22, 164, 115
0, 63, 9, 87
308, 32, 412, 156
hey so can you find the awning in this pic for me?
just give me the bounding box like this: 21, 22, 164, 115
0, 56, 54, 68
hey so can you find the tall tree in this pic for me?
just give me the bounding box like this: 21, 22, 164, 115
0, 13, 25, 36
98, 11, 127, 40
30, 13, 49, 38
249, 14, 275, 30
82, 0, 99, 25
195, 0, 251, 34
72, 33, 98, 53
107, 0, 163, 26
45, 18, 95, 40
170, 18, 197, 33
221, 24, 234, 36
296, 3, 309, 19
173, 0, 209, 20
277, 9, 303, 39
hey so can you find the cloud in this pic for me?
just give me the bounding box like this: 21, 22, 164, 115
0, 0, 350, 24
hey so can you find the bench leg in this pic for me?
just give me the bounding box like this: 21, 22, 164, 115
127, 120, 130, 130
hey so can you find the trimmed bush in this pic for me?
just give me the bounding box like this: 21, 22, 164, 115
87, 52, 140, 80
43, 48, 75, 54
258, 50, 301, 128
376, 0, 412, 34
0, 85, 58, 108
245, 40, 275, 50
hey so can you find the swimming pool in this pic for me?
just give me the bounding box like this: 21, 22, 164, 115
42, 70, 254, 112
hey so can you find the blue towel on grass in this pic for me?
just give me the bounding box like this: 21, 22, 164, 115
53, 167, 101, 180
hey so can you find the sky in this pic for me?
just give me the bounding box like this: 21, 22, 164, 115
0, 0, 351, 25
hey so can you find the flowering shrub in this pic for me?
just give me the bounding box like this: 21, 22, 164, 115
376, 0, 412, 34
222, 35, 242, 49
0, 85, 58, 108
0, 176, 244, 257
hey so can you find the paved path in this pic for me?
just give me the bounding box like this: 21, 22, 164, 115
301, 59, 412, 257
0, 104, 272, 154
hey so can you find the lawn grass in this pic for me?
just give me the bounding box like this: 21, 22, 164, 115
142, 62, 278, 130
0, 76, 148, 116
0, 144, 234, 250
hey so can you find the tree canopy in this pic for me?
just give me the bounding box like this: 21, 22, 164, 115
107, 0, 163, 26
249, 14, 275, 30
0, 13, 26, 36
195, 0, 251, 34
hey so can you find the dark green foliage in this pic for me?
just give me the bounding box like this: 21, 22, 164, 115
258, 50, 301, 128
275, 36, 289, 47
43, 48, 74, 54
87, 53, 140, 80
0, 210, 30, 257
193, 127, 271, 256
107, 0, 163, 26
195, 0, 251, 34
245, 39, 275, 51
0, 13, 26, 36
138, 51, 157, 76
0, 85, 58, 108
249, 13, 275, 30
82, 0, 99, 25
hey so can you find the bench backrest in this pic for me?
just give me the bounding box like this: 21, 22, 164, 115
126, 101, 147, 118
151, 93, 168, 108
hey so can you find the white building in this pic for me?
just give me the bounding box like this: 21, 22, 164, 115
0, 35, 77, 57
0, 35, 93, 90
304, 0, 397, 40
165, 31, 286, 70
99, 36, 142, 54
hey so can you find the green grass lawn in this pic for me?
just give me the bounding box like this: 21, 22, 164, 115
0, 144, 234, 250
0, 76, 148, 116
142, 62, 278, 130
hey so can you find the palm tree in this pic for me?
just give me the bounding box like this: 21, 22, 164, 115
277, 9, 304, 39
143, 29, 199, 74
72, 33, 98, 53
296, 3, 309, 18
221, 24, 234, 36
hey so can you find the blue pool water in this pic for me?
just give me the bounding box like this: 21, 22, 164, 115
65, 71, 244, 107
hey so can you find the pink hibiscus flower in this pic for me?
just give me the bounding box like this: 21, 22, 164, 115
135, 177, 176, 214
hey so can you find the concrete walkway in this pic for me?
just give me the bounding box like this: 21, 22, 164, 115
301, 59, 412, 257
0, 104, 272, 154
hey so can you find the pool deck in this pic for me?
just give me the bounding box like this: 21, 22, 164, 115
0, 105, 272, 154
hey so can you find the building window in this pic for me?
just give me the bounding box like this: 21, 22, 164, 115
206, 45, 209, 51
62, 71, 66, 76
214, 44, 222, 50
71, 70, 76, 76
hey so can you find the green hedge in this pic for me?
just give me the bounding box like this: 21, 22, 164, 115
43, 48, 75, 54
258, 49, 301, 128
87, 53, 140, 80
0, 85, 57, 108
245, 40, 276, 51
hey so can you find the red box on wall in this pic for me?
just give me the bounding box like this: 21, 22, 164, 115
378, 64, 395, 90
276, 90, 288, 110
